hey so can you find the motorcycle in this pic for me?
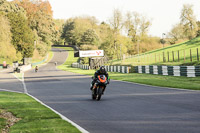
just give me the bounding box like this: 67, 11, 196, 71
91, 75, 109, 101
35, 66, 38, 72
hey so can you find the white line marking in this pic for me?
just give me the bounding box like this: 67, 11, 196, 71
11, 71, 90, 133
22, 73, 28, 94
12, 73, 27, 94
0, 89, 24, 94
26, 93, 89, 133
0, 89, 89, 133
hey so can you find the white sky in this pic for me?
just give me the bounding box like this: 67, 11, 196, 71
47, 0, 200, 37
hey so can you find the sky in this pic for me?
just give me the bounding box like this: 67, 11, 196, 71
8, 0, 200, 37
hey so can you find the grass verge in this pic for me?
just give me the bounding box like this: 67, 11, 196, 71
0, 118, 6, 130
0, 91, 81, 133
57, 47, 200, 91
32, 51, 54, 67
55, 47, 79, 66
110, 37, 200, 66
59, 65, 200, 90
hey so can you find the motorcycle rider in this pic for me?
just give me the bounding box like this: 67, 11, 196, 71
90, 66, 109, 91
35, 66, 38, 72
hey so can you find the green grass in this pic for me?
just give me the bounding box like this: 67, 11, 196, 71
58, 65, 95, 76
56, 46, 200, 91
0, 117, 6, 130
32, 51, 54, 68
0, 91, 81, 133
58, 65, 200, 90
56, 47, 79, 66
111, 37, 200, 66
47, 51, 54, 63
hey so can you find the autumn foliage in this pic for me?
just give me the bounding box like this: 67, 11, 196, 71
0, 0, 56, 63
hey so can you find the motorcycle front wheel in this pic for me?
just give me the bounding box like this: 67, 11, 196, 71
92, 94, 97, 100
96, 87, 103, 101
92, 89, 97, 100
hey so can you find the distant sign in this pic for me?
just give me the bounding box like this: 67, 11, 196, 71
79, 50, 104, 57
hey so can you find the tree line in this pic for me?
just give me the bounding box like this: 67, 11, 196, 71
61, 4, 200, 63
61, 10, 162, 63
0, 0, 59, 63
167, 4, 200, 44
1, 0, 199, 64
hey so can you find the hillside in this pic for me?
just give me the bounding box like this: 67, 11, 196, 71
110, 37, 200, 66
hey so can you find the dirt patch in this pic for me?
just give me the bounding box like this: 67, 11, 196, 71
0, 109, 21, 133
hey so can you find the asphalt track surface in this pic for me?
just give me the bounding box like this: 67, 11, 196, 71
1, 48, 200, 133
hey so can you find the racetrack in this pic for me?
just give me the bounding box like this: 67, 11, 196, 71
22, 48, 200, 133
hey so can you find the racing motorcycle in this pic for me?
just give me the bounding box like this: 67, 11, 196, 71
91, 75, 109, 101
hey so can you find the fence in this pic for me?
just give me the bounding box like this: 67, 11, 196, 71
71, 62, 200, 77
124, 47, 200, 66
71, 63, 130, 73
105, 66, 130, 73
71, 63, 90, 70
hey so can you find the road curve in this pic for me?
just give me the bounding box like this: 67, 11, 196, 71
24, 48, 200, 133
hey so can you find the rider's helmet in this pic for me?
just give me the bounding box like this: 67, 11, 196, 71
99, 66, 105, 74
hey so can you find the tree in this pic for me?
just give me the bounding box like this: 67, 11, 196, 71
13, 0, 56, 56
125, 11, 151, 42
8, 12, 35, 58
124, 11, 151, 54
168, 23, 185, 44
53, 19, 65, 45
61, 17, 97, 46
98, 22, 116, 59
61, 20, 76, 45
0, 0, 26, 15
180, 4, 198, 39
140, 15, 151, 41
0, 12, 18, 62
81, 29, 99, 46
109, 8, 124, 59
196, 21, 200, 37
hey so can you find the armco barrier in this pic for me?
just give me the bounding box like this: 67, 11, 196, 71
145, 65, 149, 74
187, 66, 195, 77
71, 63, 90, 70
135, 65, 200, 77
195, 66, 200, 76
71, 63, 131, 74
105, 66, 130, 73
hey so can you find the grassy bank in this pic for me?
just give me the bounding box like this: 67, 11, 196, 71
56, 47, 79, 67
111, 37, 200, 66
0, 91, 80, 133
57, 46, 200, 90
32, 51, 54, 67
